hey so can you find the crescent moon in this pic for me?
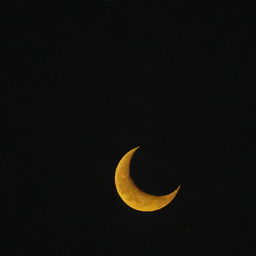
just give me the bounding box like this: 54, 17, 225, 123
114, 146, 180, 212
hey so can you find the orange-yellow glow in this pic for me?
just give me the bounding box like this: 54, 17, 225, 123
114, 146, 180, 212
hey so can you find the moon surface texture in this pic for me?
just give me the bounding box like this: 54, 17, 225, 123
114, 146, 180, 212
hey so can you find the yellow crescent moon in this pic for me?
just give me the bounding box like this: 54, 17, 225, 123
114, 146, 180, 212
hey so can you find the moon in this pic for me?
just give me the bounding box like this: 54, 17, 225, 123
114, 146, 180, 212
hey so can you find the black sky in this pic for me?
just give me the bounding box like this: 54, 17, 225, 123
2, 1, 255, 255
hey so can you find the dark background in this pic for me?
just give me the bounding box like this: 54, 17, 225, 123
1, 1, 255, 255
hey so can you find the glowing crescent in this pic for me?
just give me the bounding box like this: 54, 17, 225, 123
114, 146, 180, 212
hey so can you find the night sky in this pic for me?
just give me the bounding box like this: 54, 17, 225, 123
2, 2, 255, 255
